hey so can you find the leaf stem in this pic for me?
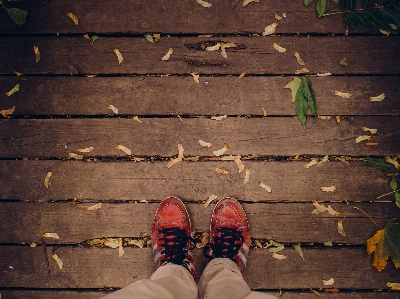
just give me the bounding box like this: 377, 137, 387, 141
322, 8, 365, 17
376, 188, 400, 199
352, 206, 382, 230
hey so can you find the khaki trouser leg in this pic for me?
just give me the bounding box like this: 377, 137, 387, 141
198, 258, 278, 299
101, 264, 198, 299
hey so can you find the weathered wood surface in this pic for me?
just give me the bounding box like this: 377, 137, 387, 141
0, 160, 393, 203
1, 290, 398, 299
0, 117, 398, 158
0, 246, 397, 289
2, 37, 400, 75
1, 76, 398, 116
0, 202, 396, 244
0, 0, 350, 34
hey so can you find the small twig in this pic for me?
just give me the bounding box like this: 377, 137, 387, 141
352, 206, 382, 230
376, 188, 400, 199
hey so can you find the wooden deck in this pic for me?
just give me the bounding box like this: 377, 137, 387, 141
1, 0, 399, 298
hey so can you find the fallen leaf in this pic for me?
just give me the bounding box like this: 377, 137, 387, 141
292, 244, 304, 260
321, 186, 336, 192
243, 0, 259, 6
261, 107, 268, 116
213, 144, 229, 156
305, 158, 318, 169
66, 12, 78, 25
324, 241, 333, 247
366, 142, 378, 146
14, 70, 23, 76
199, 140, 212, 147
312, 200, 328, 213
318, 116, 332, 120
295, 68, 309, 74
108, 104, 118, 114
316, 73, 332, 76
269, 245, 285, 253
334, 90, 351, 98
336, 116, 341, 123
216, 168, 229, 175
167, 144, 184, 168
133, 116, 142, 123
284, 77, 302, 103
322, 278, 334, 286
239, 69, 248, 78
162, 48, 173, 61
6, 7, 28, 25
78, 147, 94, 153
310, 289, 321, 296
386, 157, 400, 169
269, 43, 288, 55
68, 152, 84, 160
152, 33, 161, 41
116, 144, 132, 155
104, 238, 120, 249
387, 282, 400, 291
85, 203, 102, 211
275, 13, 282, 20
370, 93, 385, 101
197, 0, 212, 7
258, 181, 272, 192
34, 46, 40, 62
294, 52, 306, 65
6, 84, 20, 96
234, 156, 244, 173
262, 22, 278, 36
52, 254, 63, 269
191, 73, 200, 83
44, 233, 60, 239
114, 49, 123, 64
30, 243, 37, 247
363, 157, 391, 170
338, 220, 346, 236
211, 115, 228, 120
206, 43, 221, 52
362, 127, 377, 134
367, 219, 400, 272
91, 36, 99, 44
83, 34, 90, 41
244, 168, 250, 184
204, 195, 217, 208
144, 34, 154, 43
220, 43, 228, 58
324, 288, 339, 293
356, 135, 372, 143
44, 172, 52, 188
118, 238, 124, 257
271, 252, 287, 260
339, 57, 348, 66
129, 239, 144, 248
139, 199, 148, 203
317, 155, 329, 167
327, 205, 340, 216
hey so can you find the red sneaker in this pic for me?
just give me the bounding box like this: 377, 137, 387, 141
151, 196, 195, 280
204, 197, 250, 276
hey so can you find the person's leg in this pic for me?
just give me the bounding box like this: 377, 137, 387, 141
198, 197, 278, 299
101, 196, 197, 299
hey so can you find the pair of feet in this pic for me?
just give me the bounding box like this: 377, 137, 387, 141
151, 197, 250, 280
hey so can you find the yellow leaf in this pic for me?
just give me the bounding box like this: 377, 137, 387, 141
191, 73, 200, 83
335, 116, 341, 123
83, 34, 90, 41
339, 57, 348, 66
366, 142, 378, 146
206, 43, 221, 52
44, 232, 60, 239
273, 43, 286, 53
199, 140, 212, 147
337, 220, 346, 236
52, 254, 63, 269
387, 282, 400, 291
118, 238, 124, 257
294, 52, 306, 65
85, 203, 102, 211
362, 127, 377, 134
66, 12, 78, 25
104, 238, 120, 249
216, 168, 229, 175
312, 200, 328, 213
271, 252, 287, 259
68, 152, 84, 160
283, 77, 302, 103
295, 68, 309, 74
162, 48, 173, 61
211, 115, 227, 120
114, 49, 123, 64
258, 181, 272, 192
204, 195, 217, 208
327, 205, 340, 216
239, 69, 248, 79
356, 135, 372, 143
34, 46, 40, 62
197, 0, 212, 7
133, 116, 142, 123
321, 186, 336, 192
115, 144, 132, 155
244, 168, 250, 184
261, 107, 268, 116
274, 14, 282, 20
386, 157, 400, 169
243, 0, 259, 6
108, 104, 118, 114
334, 90, 351, 98
213, 144, 229, 156
0, 106, 16, 117
167, 144, 184, 168
262, 22, 278, 36
6, 84, 20, 96
15, 70, 23, 76
234, 156, 244, 173
304, 158, 318, 169
78, 147, 94, 153
44, 172, 52, 188
220, 43, 228, 58
322, 278, 334, 285
370, 93, 385, 101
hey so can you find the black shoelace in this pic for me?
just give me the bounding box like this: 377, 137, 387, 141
204, 227, 244, 261
158, 227, 193, 267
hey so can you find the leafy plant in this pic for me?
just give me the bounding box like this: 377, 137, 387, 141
363, 157, 392, 170
389, 173, 400, 208
1, 0, 28, 25
304, 0, 400, 34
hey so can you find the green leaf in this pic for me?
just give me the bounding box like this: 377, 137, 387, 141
301, 77, 318, 116
268, 246, 285, 253
144, 34, 154, 43
344, 12, 357, 29
390, 173, 398, 191
6, 8, 28, 25
331, 0, 339, 3
346, 0, 356, 9
295, 86, 308, 128
380, 7, 400, 27
292, 244, 304, 260
338, 0, 346, 10
324, 241, 334, 247
91, 36, 99, 44
352, 11, 376, 33
6, 84, 20, 96
364, 9, 396, 33
362, 0, 374, 7
395, 192, 400, 208
316, 0, 327, 17
304, 0, 315, 6
283, 77, 302, 103
363, 157, 392, 170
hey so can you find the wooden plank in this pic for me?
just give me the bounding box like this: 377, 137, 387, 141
1, 37, 400, 75
0, 117, 398, 158
1, 76, 398, 116
0, 246, 397, 289
0, 160, 393, 203
0, 202, 396, 244
0, 0, 350, 34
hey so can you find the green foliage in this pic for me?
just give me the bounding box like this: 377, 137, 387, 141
5, 7, 28, 25
389, 173, 400, 208
295, 77, 318, 128
144, 34, 154, 43
363, 157, 392, 170
91, 36, 99, 44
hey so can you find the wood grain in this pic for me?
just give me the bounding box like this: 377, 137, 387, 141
0, 160, 393, 203
1, 76, 398, 116
0, 202, 396, 244
2, 37, 400, 75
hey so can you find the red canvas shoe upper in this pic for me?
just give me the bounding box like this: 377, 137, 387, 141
204, 197, 250, 276
151, 197, 196, 280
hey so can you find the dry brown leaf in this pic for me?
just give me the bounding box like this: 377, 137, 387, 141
321, 186, 336, 192
152, 33, 161, 41
339, 57, 348, 66
0, 106, 16, 117
370, 93, 385, 101
310, 289, 321, 297
338, 220, 346, 236
317, 155, 329, 167
221, 43, 228, 58
334, 90, 351, 98
115, 145, 132, 155
211, 115, 228, 120
239, 69, 248, 79
262, 22, 278, 36
167, 144, 184, 168
234, 156, 244, 173
132, 116, 142, 123
83, 34, 90, 41
274, 14, 282, 20
15, 70, 23, 76
362, 127, 377, 134
294, 52, 306, 65
44, 172, 52, 188
162, 48, 173, 61
221, 155, 235, 161
139, 199, 148, 203
114, 49, 123, 64
78, 147, 94, 153
118, 238, 124, 257
52, 254, 63, 269
386, 157, 400, 169
243, 0, 259, 6
258, 181, 272, 192
295, 68, 309, 74
312, 200, 328, 213
199, 140, 212, 147
206, 43, 221, 52
271, 252, 287, 260
335, 116, 341, 123
244, 168, 250, 184
322, 278, 335, 286
316, 73, 332, 76
356, 135, 372, 143
104, 238, 120, 248
66, 12, 79, 25
213, 144, 229, 156
69, 152, 84, 160
216, 168, 229, 175
108, 104, 118, 114
30, 243, 37, 247
85, 203, 102, 211
387, 282, 400, 291
44, 232, 60, 239
191, 73, 200, 83
261, 107, 268, 116
204, 195, 217, 208
327, 205, 340, 216
366, 142, 378, 146
304, 158, 318, 169
273, 43, 286, 53
34, 46, 40, 62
